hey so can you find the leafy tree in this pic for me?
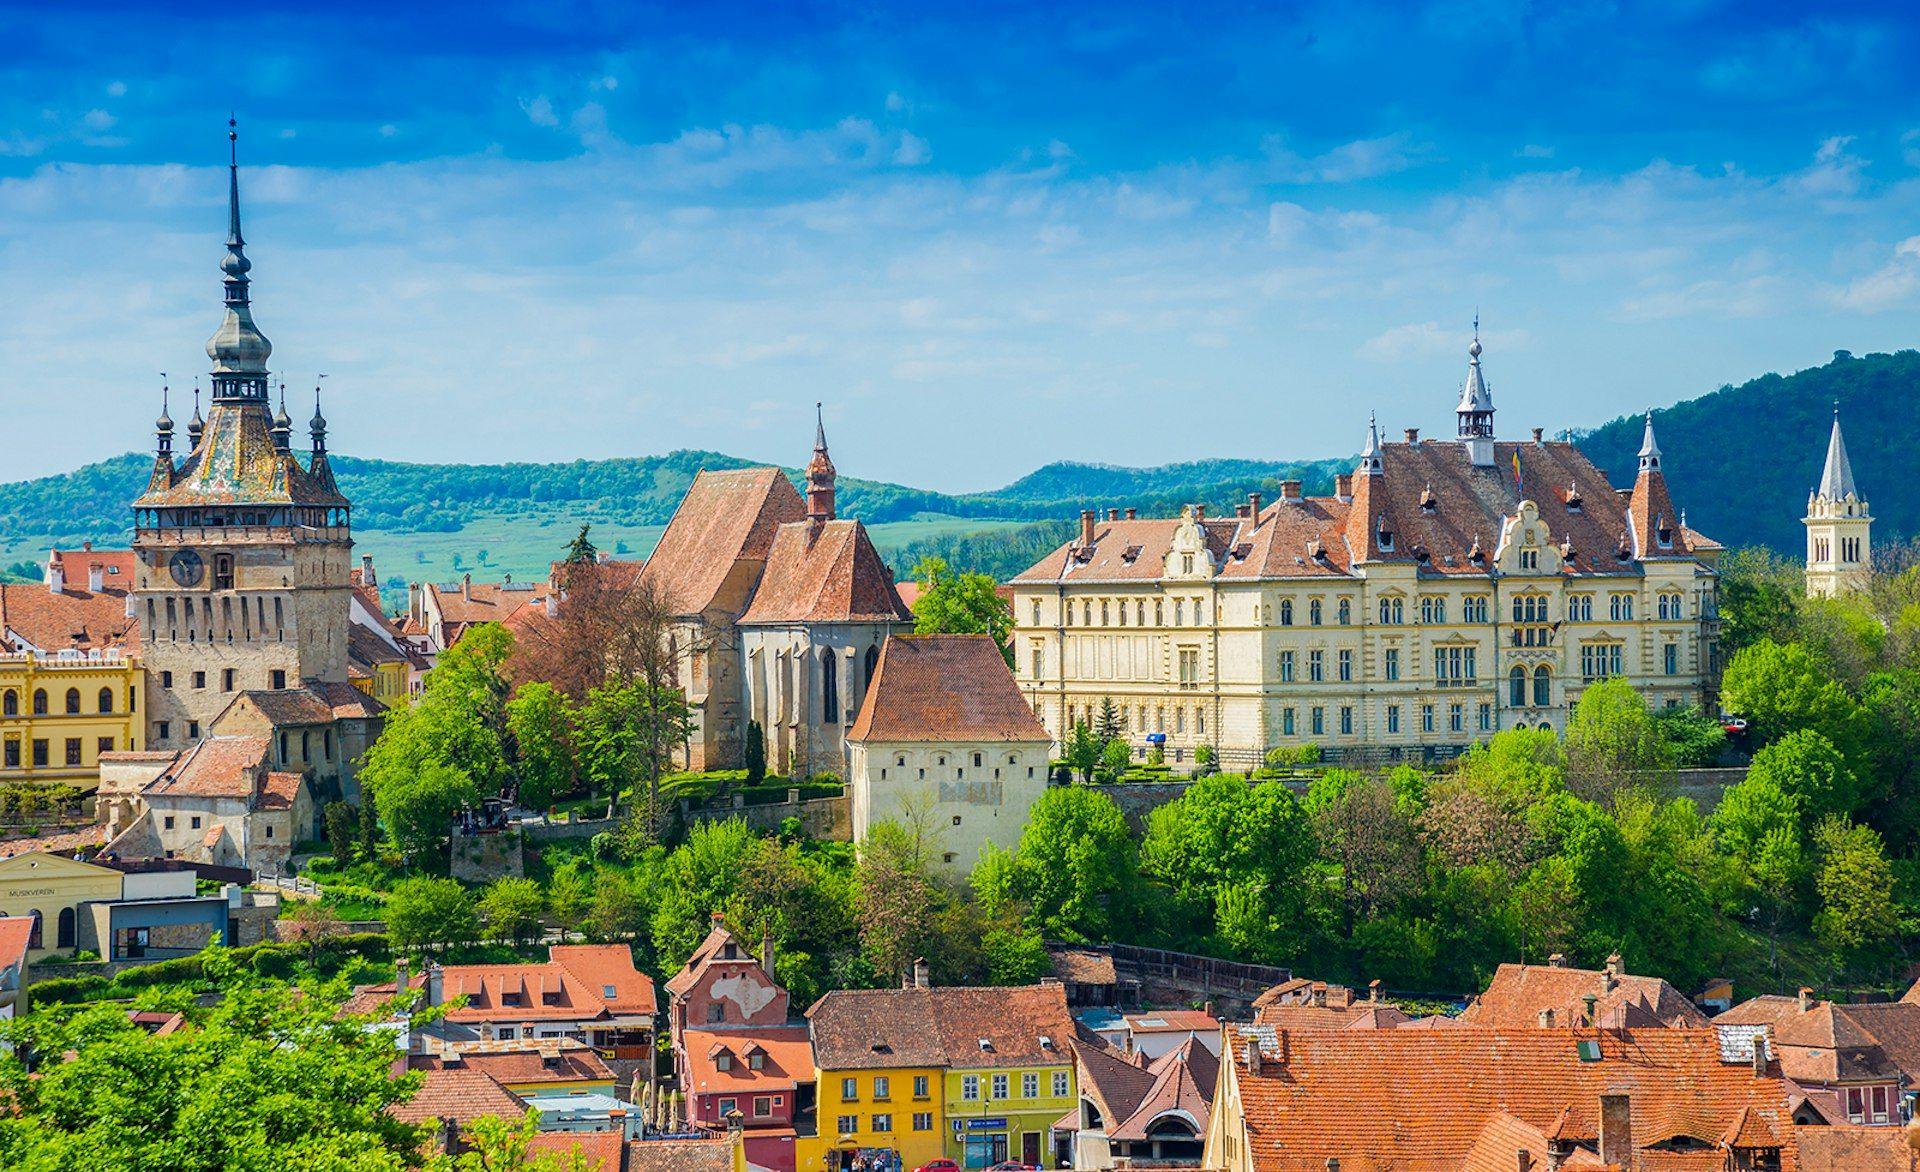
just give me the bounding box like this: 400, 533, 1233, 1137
854, 820, 939, 982
1715, 546, 1805, 655
585, 869, 652, 943
547, 863, 593, 933
1141, 775, 1317, 960
358, 791, 381, 861
1720, 639, 1868, 761
909, 556, 1015, 662
650, 819, 758, 967
278, 900, 347, 965
387, 876, 479, 954
480, 877, 547, 947
375, 751, 479, 865
1745, 729, 1861, 822
982, 923, 1050, 984
1310, 773, 1424, 926
323, 801, 358, 865
745, 720, 768, 784
1562, 677, 1672, 803
0, 956, 426, 1169
1098, 738, 1131, 783
1653, 705, 1727, 768
1063, 721, 1103, 783
1811, 817, 1902, 960
578, 677, 695, 826
1012, 786, 1137, 940
565, 523, 598, 564
506, 682, 575, 810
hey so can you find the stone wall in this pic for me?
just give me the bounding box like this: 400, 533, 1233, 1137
450, 830, 525, 881
520, 791, 854, 844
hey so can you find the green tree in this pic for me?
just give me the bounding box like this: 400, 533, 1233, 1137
1745, 729, 1861, 822
480, 877, 547, 947
547, 863, 593, 933
1811, 817, 1902, 960
745, 720, 768, 785
506, 681, 575, 811
1093, 697, 1123, 742
577, 677, 694, 825
854, 821, 939, 983
323, 801, 357, 864
1716, 546, 1804, 655
982, 923, 1050, 985
1720, 639, 1868, 761
0, 957, 426, 1169
1141, 775, 1317, 959
1063, 720, 1103, 783
1013, 786, 1137, 940
1097, 738, 1131, 783
387, 876, 479, 954
1562, 677, 1672, 803
565, 524, 598, 564
910, 556, 1015, 662
358, 791, 381, 861
585, 870, 652, 943
1653, 705, 1727, 768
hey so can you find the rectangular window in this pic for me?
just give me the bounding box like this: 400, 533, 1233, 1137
913, 1112, 933, 1131
1308, 650, 1323, 682
31, 740, 47, 767
1278, 651, 1294, 682
1282, 708, 1295, 736
753, 1097, 772, 1118
1386, 705, 1400, 734
913, 1075, 929, 1098
1053, 1071, 1070, 1097
873, 1076, 890, 1100
1338, 649, 1352, 682
98, 736, 115, 755
1384, 648, 1399, 681
1022, 1073, 1038, 1099
2, 740, 16, 768
1663, 642, 1678, 675
1478, 703, 1492, 731
64, 738, 81, 766
221, 668, 235, 692
1310, 706, 1324, 736
163, 815, 175, 830
962, 1076, 980, 1102
871, 1114, 893, 1133
1421, 705, 1434, 733
991, 1074, 1008, 1099
1339, 706, 1353, 735
842, 1077, 858, 1101
837, 1115, 859, 1135
191, 671, 206, 689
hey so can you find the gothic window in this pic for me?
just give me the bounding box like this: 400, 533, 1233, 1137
864, 645, 880, 694
1533, 666, 1551, 708
64, 688, 80, 715
98, 687, 113, 714
1337, 598, 1351, 625
32, 690, 47, 715
1509, 665, 1527, 707
821, 650, 840, 725
1280, 600, 1293, 626
1309, 599, 1323, 626
1, 691, 14, 716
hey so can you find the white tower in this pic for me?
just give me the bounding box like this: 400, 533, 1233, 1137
1456, 320, 1496, 467
1804, 406, 1870, 598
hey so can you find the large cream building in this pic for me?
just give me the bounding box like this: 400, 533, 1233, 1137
1009, 335, 1723, 769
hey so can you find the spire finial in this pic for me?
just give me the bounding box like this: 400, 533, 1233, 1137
1637, 409, 1661, 471
814, 401, 827, 452
1469, 312, 1482, 360
806, 402, 836, 527
208, 115, 271, 394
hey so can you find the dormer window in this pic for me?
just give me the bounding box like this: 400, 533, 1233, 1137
749, 1051, 765, 1070
1122, 544, 1143, 563
1566, 482, 1584, 513
717, 1051, 734, 1071
1377, 523, 1394, 552
1656, 516, 1674, 548
1419, 485, 1437, 514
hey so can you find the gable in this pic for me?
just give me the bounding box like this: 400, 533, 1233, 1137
0, 850, 124, 886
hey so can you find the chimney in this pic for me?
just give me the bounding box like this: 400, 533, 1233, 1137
1243, 1037, 1262, 1076
1280, 479, 1302, 501
1311, 983, 1327, 1008
1605, 953, 1624, 979
437, 1115, 462, 1155
1107, 508, 1120, 522
1193, 504, 1206, 521
425, 962, 443, 1008
1751, 1035, 1768, 1078
87, 562, 104, 592
1598, 1094, 1632, 1169
1203, 1000, 1214, 1019
46, 558, 63, 595
461, 572, 471, 600
913, 957, 930, 989
1235, 504, 1250, 518
1404, 428, 1419, 443
1369, 980, 1381, 1003
1532, 426, 1544, 444
1515, 1151, 1533, 1172
396, 957, 411, 999
1797, 987, 1812, 1012
361, 553, 376, 584
1334, 473, 1352, 500
1079, 509, 1097, 548
1581, 994, 1597, 1027
1547, 952, 1567, 968
1537, 1009, 1555, 1028
1124, 507, 1137, 520
761, 928, 776, 974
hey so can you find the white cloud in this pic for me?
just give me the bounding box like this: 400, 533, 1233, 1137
892, 131, 930, 166
1834, 235, 1920, 312
1262, 131, 1438, 183
521, 95, 559, 128
82, 109, 115, 131
378, 124, 398, 138
1517, 143, 1555, 159
106, 81, 127, 98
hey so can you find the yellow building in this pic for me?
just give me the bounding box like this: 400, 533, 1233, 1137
803, 974, 1077, 1172
0, 549, 145, 791
0, 851, 122, 959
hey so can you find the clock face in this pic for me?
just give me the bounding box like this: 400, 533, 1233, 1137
169, 549, 204, 587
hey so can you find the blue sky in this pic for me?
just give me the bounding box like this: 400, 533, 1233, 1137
2, 1, 1917, 489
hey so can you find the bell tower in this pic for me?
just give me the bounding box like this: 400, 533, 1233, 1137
1805, 405, 1870, 598
131, 122, 354, 749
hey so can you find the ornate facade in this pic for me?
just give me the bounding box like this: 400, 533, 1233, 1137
1009, 335, 1723, 769
1804, 407, 1870, 599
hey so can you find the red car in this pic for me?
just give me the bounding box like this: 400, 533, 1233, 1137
987, 1163, 1039, 1172
915, 1162, 959, 1172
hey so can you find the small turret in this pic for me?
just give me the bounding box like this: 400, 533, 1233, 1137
187, 386, 205, 448
272, 383, 293, 452
1358, 412, 1383, 477
1455, 317, 1496, 466
155, 384, 175, 458
806, 402, 836, 534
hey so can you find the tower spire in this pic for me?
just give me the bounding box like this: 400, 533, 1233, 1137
206, 117, 272, 400
272, 381, 292, 452
806, 401, 836, 531
155, 379, 174, 457
1637, 410, 1661, 473
1456, 320, 1495, 465
1818, 401, 1858, 501
1358, 411, 1383, 476
188, 385, 204, 447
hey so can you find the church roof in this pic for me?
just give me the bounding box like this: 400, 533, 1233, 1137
640, 468, 806, 616
738, 519, 911, 625
1818, 411, 1860, 501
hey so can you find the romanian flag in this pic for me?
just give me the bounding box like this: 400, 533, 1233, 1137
1511, 450, 1525, 496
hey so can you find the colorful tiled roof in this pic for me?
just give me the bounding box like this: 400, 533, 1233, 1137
808, 982, 1075, 1071
1460, 960, 1708, 1029
622, 1135, 739, 1172
641, 468, 806, 617
135, 401, 347, 509
738, 518, 911, 625
389, 1066, 526, 1126
140, 736, 271, 799
847, 635, 1048, 744
1723, 993, 1920, 1086
681, 1026, 813, 1094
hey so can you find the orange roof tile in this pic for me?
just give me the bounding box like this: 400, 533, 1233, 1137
0, 916, 34, 972
525, 1131, 627, 1172
389, 1066, 526, 1126
640, 468, 805, 616
738, 519, 911, 625
1459, 961, 1708, 1030
681, 1026, 814, 1094
847, 635, 1047, 744
417, 1043, 613, 1088
809, 983, 1074, 1071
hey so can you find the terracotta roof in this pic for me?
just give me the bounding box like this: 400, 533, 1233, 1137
848, 635, 1047, 744
808, 982, 1075, 1071
666, 919, 762, 997
141, 736, 271, 799
1107, 1036, 1217, 1142
389, 1066, 526, 1126
135, 401, 347, 509
425, 579, 546, 633
1012, 439, 1716, 586
0, 572, 140, 654
1223, 1023, 1796, 1172
229, 680, 386, 727
1724, 994, 1920, 1086
525, 1132, 626, 1172
1047, 945, 1117, 986
1125, 1010, 1219, 1035
348, 623, 407, 668
1251, 980, 1405, 1030
738, 519, 911, 625
417, 1043, 614, 1088
434, 944, 657, 1023
641, 467, 806, 616
0, 824, 106, 857
550, 944, 662, 1015
1458, 961, 1708, 1029
257, 771, 304, 811
1796, 1125, 1916, 1172
681, 1026, 814, 1094
1070, 1032, 1158, 1138
0, 916, 33, 971
623, 1136, 739, 1172
894, 582, 922, 611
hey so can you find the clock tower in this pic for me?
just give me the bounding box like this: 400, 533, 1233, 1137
132, 123, 353, 750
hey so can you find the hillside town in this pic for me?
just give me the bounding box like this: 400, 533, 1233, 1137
2, 47, 1919, 1172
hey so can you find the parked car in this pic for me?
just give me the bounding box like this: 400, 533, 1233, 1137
987, 1163, 1038, 1171
1721, 715, 1750, 735
915, 1161, 960, 1172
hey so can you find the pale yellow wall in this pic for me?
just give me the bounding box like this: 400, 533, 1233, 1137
0, 654, 146, 792
849, 739, 1051, 874
0, 852, 123, 959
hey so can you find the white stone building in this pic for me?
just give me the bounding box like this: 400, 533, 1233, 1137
1805, 407, 1871, 598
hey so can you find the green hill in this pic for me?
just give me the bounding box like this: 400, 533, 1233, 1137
1576, 349, 1920, 554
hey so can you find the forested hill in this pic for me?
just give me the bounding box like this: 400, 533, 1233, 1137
1577, 349, 1920, 554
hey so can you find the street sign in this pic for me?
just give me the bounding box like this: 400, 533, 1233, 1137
1145, 733, 1166, 744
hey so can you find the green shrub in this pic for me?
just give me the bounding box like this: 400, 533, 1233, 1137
251, 948, 296, 978
25, 975, 109, 1004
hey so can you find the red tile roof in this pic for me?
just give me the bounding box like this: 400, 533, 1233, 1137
665, 918, 763, 998
141, 736, 271, 799
416, 1041, 614, 1088
1722, 993, 1920, 1086
847, 635, 1047, 744
1125, 1010, 1219, 1035
808, 982, 1075, 1071
623, 1135, 739, 1172
681, 1026, 814, 1094
641, 468, 805, 616
1047, 946, 1117, 986
432, 944, 658, 1024
1107, 1036, 1216, 1142
525, 1131, 627, 1172
389, 1066, 527, 1126
1460, 961, 1708, 1030
0, 915, 34, 972
738, 519, 911, 625
1222, 1023, 1796, 1172
0, 569, 140, 654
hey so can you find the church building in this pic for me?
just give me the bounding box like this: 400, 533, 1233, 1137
1804, 406, 1871, 598
1009, 331, 1724, 769
116, 124, 381, 847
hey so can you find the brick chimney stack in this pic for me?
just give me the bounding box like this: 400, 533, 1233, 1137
1598, 1094, 1632, 1168
1080, 509, 1097, 548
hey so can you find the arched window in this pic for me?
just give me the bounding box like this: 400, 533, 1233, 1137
1279, 600, 1293, 626
1, 691, 14, 716
1509, 665, 1527, 708
64, 688, 80, 715
32, 689, 47, 715
864, 645, 880, 694
56, 907, 75, 949
821, 650, 839, 724
98, 687, 114, 714
1309, 599, 1323, 626
1337, 598, 1351, 625
27, 911, 41, 950
1533, 666, 1551, 708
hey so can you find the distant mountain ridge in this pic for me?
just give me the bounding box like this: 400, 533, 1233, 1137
3, 349, 1911, 571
